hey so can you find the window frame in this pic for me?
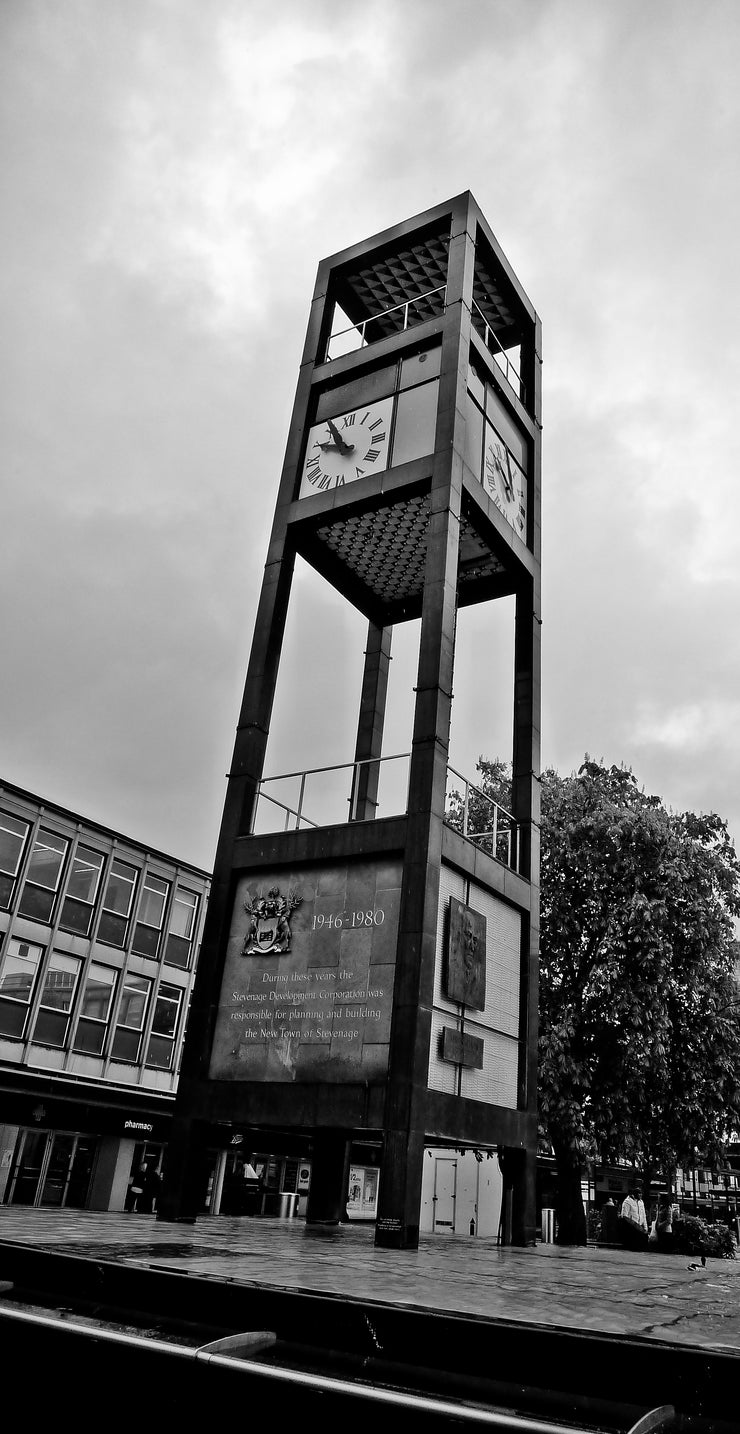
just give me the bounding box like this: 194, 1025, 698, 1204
0, 810, 30, 910
97, 857, 139, 948
59, 843, 106, 937
0, 936, 45, 1039
131, 872, 170, 959
32, 950, 82, 1048
72, 961, 118, 1056
17, 827, 69, 924
164, 886, 199, 968
145, 981, 183, 1071
110, 972, 151, 1063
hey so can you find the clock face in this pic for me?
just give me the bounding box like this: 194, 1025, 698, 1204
483, 431, 527, 538
299, 396, 393, 497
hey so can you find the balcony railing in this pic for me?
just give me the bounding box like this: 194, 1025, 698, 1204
444, 764, 519, 872
250, 752, 412, 835
325, 285, 447, 362
471, 299, 523, 401
249, 755, 519, 873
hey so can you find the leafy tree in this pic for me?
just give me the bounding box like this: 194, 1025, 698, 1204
458, 755, 740, 1245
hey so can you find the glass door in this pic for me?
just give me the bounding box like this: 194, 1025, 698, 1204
6, 1128, 98, 1208
66, 1135, 97, 1208
7, 1129, 47, 1205
39, 1132, 75, 1206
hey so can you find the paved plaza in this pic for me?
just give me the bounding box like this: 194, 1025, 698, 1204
1, 1206, 739, 1355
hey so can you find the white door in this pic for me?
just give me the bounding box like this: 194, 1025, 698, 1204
432, 1157, 457, 1231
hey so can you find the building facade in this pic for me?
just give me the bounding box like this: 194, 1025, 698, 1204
0, 779, 210, 1212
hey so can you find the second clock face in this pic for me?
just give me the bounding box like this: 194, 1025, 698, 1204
299, 396, 393, 497
483, 430, 527, 538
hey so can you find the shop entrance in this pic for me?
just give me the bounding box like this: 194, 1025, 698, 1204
5, 1128, 97, 1208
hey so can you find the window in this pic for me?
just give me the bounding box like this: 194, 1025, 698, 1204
0, 811, 30, 909
17, 829, 68, 923
145, 982, 182, 1070
164, 887, 199, 968
132, 873, 170, 958
0, 937, 43, 1038
110, 973, 151, 1062
32, 951, 81, 1047
97, 859, 138, 947
390, 378, 439, 469
59, 844, 105, 937
72, 963, 117, 1055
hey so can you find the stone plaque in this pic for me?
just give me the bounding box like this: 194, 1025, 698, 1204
440, 1026, 484, 1069
208, 859, 401, 1085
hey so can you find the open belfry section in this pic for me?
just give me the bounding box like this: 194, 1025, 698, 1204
159, 192, 542, 1249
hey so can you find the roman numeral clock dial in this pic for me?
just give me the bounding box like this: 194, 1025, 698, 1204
299, 396, 393, 498
483, 431, 527, 538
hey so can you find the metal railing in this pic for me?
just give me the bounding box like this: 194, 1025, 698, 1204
444, 764, 519, 871
325, 285, 447, 362
251, 752, 412, 835
471, 299, 523, 400
249, 756, 518, 871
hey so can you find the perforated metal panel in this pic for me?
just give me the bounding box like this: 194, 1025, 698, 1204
311, 496, 505, 615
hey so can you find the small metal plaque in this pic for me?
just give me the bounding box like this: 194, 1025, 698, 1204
440, 1026, 484, 1069
445, 896, 486, 1010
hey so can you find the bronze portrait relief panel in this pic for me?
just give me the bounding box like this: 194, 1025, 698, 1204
445, 895, 486, 1011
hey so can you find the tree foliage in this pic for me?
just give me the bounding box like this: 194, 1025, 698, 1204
463, 755, 740, 1244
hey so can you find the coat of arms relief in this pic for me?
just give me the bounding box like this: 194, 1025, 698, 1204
241, 885, 302, 956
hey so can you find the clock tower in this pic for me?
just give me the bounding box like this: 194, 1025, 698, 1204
159, 192, 542, 1249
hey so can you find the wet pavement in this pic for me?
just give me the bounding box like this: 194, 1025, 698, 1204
0, 1206, 739, 1356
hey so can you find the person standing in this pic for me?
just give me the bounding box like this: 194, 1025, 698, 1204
619, 1185, 649, 1248
137, 1162, 162, 1214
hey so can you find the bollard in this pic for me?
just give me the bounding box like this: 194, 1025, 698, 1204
541, 1208, 556, 1243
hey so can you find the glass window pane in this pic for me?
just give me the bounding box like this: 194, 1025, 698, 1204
138, 875, 169, 929
39, 952, 81, 1012
59, 896, 95, 937
399, 347, 441, 389
484, 382, 528, 471
111, 1026, 142, 1062
146, 1033, 174, 1070
0, 812, 29, 876
17, 884, 56, 922
391, 379, 439, 469
25, 830, 67, 890
169, 888, 197, 941
80, 963, 116, 1021
132, 922, 161, 958
33, 1007, 69, 1047
117, 975, 150, 1030
103, 859, 138, 916
73, 1017, 106, 1055
315, 363, 396, 421
0, 998, 28, 1039
0, 939, 43, 1003
151, 984, 181, 1037
67, 846, 104, 903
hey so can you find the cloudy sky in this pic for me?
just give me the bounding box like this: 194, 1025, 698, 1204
2, 0, 740, 872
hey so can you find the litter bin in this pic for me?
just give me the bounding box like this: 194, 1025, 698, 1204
262, 1192, 299, 1218
541, 1208, 556, 1243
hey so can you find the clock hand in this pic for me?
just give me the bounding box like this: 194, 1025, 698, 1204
327, 419, 355, 455
318, 442, 341, 452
